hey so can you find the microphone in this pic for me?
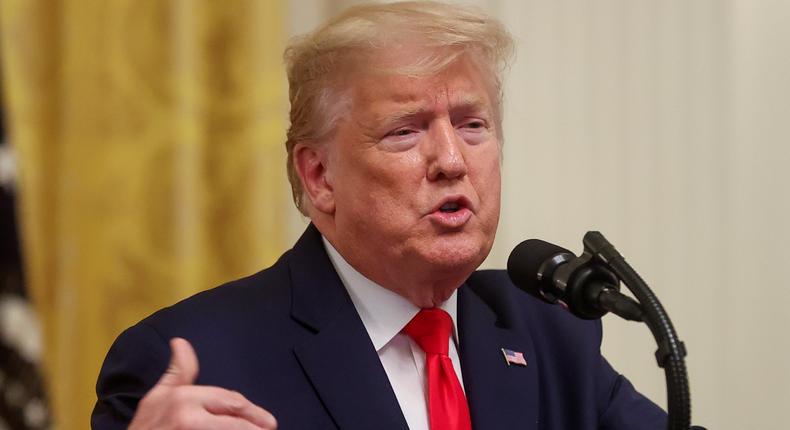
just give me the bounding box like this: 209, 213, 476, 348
507, 239, 643, 321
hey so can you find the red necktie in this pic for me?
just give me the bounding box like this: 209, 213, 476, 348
403, 308, 472, 430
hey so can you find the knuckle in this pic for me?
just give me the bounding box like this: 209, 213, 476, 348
225, 390, 247, 411
228, 390, 246, 402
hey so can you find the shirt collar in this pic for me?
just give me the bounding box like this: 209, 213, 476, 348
322, 236, 459, 351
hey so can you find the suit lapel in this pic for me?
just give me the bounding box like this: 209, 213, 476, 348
287, 225, 540, 430
289, 225, 409, 430
458, 285, 540, 430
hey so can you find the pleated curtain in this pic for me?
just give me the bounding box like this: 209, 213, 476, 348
0, 1, 288, 428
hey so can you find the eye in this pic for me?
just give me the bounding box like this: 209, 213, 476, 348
456, 118, 492, 145
461, 120, 487, 130
457, 119, 489, 135
389, 128, 416, 137
379, 126, 422, 151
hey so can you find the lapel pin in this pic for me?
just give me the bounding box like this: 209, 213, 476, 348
501, 348, 528, 367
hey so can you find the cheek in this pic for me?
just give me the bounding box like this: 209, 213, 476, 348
473, 151, 502, 225
337, 153, 424, 216
473, 149, 502, 191
358, 152, 425, 192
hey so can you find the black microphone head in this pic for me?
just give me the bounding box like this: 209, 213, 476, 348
507, 239, 574, 298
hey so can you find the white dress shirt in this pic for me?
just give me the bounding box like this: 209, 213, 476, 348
323, 238, 466, 430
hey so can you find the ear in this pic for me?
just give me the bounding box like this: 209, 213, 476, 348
293, 143, 335, 214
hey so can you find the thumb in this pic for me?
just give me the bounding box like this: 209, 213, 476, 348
157, 337, 199, 387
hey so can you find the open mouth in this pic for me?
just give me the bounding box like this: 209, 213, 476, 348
439, 201, 462, 213
432, 196, 472, 215
429, 196, 473, 227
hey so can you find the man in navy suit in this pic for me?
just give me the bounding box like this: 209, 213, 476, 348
93, 2, 667, 429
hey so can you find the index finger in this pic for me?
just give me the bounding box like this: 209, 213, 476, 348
201, 387, 277, 429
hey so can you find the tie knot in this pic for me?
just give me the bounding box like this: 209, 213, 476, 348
402, 308, 453, 356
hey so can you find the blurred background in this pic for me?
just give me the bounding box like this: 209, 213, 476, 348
0, 0, 787, 429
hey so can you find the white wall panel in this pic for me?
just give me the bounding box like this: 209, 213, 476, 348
492, 1, 788, 428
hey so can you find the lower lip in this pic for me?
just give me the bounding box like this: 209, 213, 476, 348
429, 208, 473, 228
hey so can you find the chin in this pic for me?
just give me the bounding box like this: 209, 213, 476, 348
418, 235, 491, 276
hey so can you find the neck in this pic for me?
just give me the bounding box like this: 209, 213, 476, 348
319, 229, 468, 308
344, 247, 466, 308
381, 275, 462, 308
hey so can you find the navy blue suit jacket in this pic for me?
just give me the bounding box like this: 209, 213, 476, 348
92, 224, 666, 429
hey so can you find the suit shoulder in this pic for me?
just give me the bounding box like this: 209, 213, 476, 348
138, 249, 294, 335
467, 269, 603, 342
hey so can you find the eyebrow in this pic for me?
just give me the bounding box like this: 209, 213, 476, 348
375, 95, 491, 125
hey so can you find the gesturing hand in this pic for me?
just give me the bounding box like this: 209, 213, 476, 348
129, 338, 278, 430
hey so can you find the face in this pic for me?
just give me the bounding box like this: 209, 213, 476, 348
310, 57, 501, 299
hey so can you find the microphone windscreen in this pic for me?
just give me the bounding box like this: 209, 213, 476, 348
507, 239, 572, 296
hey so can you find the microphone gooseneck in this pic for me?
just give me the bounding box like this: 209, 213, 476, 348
582, 232, 691, 430
506, 232, 699, 430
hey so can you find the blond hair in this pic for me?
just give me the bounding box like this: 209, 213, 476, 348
284, 1, 514, 214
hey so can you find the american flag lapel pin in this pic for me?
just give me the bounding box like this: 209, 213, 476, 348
501, 348, 528, 367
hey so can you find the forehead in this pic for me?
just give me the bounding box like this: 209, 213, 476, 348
348, 57, 495, 118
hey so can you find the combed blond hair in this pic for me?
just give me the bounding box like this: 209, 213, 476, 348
284, 1, 514, 214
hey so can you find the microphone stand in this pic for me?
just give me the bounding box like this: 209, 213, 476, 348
581, 231, 705, 430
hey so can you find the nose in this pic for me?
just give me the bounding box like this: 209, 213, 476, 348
426, 119, 468, 182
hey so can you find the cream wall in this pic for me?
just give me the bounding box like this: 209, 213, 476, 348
286, 1, 790, 428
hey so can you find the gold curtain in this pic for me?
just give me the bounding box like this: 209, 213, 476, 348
0, 1, 288, 428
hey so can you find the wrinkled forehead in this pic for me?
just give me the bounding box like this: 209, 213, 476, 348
366, 72, 491, 119
341, 50, 498, 119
